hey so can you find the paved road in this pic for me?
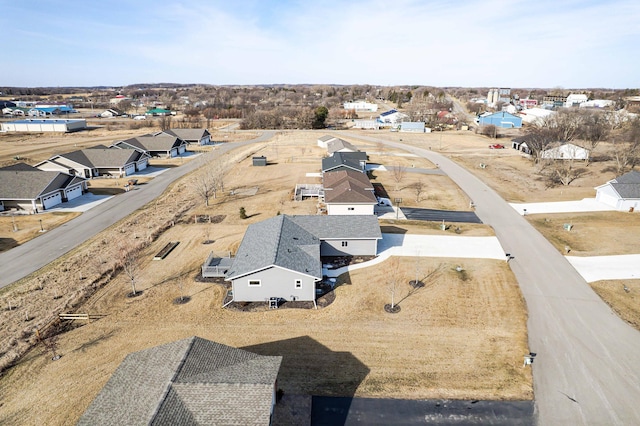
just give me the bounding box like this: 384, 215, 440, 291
311, 396, 534, 425
343, 132, 640, 425
401, 207, 482, 223
0, 131, 274, 288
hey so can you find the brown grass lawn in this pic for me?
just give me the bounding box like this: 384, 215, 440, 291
0, 254, 530, 425
0, 212, 81, 252
0, 129, 532, 425
590, 279, 640, 330
525, 212, 640, 256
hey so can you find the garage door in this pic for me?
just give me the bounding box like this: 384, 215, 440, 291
42, 193, 62, 209
138, 158, 148, 171
124, 164, 136, 176
179, 145, 186, 154
171, 148, 178, 157
66, 185, 82, 201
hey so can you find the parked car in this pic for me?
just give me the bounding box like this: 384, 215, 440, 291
489, 144, 505, 149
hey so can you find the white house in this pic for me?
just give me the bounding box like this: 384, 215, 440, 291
595, 171, 640, 211
323, 170, 377, 215
541, 143, 590, 160
317, 135, 338, 148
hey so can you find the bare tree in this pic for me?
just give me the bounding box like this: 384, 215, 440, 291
42, 335, 61, 360
542, 158, 588, 186
581, 110, 610, 153
119, 241, 141, 296
386, 258, 403, 312
193, 160, 225, 206
390, 165, 406, 190
410, 180, 426, 202
611, 117, 640, 174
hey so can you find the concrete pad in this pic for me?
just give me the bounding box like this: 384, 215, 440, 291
324, 233, 506, 277
47, 193, 113, 212
305, 172, 322, 177
509, 198, 615, 215
566, 254, 640, 282
366, 164, 387, 171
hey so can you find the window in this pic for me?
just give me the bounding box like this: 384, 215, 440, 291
248, 279, 261, 287
295, 279, 302, 289
341, 241, 348, 247
347, 207, 355, 211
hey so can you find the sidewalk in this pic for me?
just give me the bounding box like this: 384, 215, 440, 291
509, 198, 615, 215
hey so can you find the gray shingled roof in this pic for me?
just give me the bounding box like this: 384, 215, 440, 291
78, 337, 282, 426
121, 132, 185, 153
318, 135, 337, 143
290, 215, 382, 240
614, 170, 640, 184
321, 152, 364, 173
79, 148, 139, 168
226, 215, 322, 280
165, 128, 210, 142
327, 138, 358, 154
0, 165, 71, 199
611, 183, 640, 199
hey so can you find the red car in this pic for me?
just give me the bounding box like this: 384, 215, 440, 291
489, 144, 505, 149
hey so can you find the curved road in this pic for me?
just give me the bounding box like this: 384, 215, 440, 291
344, 132, 640, 425
0, 131, 275, 288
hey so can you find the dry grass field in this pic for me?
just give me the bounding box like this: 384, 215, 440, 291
0, 212, 81, 252
0, 129, 533, 425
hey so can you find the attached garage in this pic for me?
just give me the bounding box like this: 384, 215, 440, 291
42, 192, 62, 209
178, 145, 186, 154
65, 185, 83, 201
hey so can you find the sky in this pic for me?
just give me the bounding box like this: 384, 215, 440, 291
2, 0, 639, 89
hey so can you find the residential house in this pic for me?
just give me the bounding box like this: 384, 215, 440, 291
517, 99, 538, 109
511, 137, 532, 155
317, 135, 338, 148
595, 171, 640, 211
165, 128, 211, 145
78, 337, 282, 426
541, 143, 589, 160
579, 99, 615, 109
321, 151, 366, 174
478, 111, 522, 128
226, 214, 381, 303
36, 147, 148, 178
323, 170, 377, 215
99, 109, 124, 118
0, 163, 86, 212
115, 132, 187, 157
327, 138, 358, 155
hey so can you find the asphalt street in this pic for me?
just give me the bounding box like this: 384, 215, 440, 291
0, 131, 274, 288
343, 132, 640, 425
311, 397, 534, 425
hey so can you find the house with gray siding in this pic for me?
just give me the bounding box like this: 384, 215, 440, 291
165, 128, 211, 146
0, 163, 87, 211
115, 131, 187, 157
35, 147, 148, 178
78, 337, 282, 426
226, 215, 381, 303
321, 151, 367, 174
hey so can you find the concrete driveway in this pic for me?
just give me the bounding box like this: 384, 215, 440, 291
509, 198, 615, 215
324, 233, 506, 277
567, 254, 640, 282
